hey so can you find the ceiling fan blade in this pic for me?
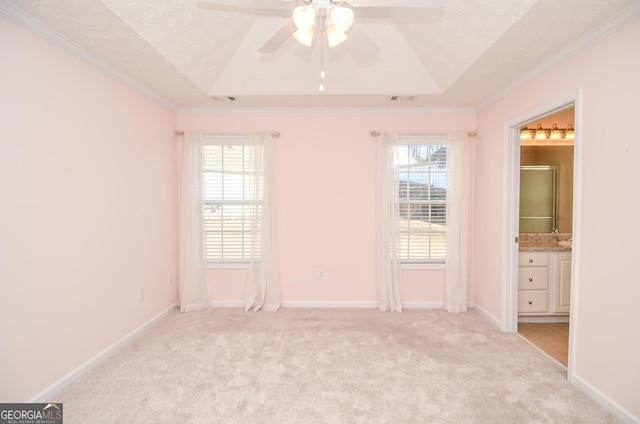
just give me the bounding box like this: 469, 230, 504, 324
196, 1, 289, 16
258, 18, 296, 53
347, 25, 379, 58
349, 0, 443, 7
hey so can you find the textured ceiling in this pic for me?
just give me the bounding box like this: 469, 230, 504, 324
3, 0, 638, 109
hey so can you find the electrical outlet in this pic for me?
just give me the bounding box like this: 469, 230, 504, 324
139, 287, 145, 301
317, 269, 325, 280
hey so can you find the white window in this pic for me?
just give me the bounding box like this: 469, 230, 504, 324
395, 137, 448, 263
201, 136, 260, 264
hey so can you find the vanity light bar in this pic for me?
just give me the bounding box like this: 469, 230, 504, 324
520, 124, 574, 139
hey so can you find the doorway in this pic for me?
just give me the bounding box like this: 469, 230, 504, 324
500, 92, 582, 381
517, 109, 574, 366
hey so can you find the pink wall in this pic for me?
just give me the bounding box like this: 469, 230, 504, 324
4, 6, 637, 419
177, 112, 474, 306
0, 17, 179, 401
475, 19, 640, 418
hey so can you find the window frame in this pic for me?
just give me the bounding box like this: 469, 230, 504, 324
394, 134, 449, 266
201, 134, 258, 269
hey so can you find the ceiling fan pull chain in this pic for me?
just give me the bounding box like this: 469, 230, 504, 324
319, 14, 326, 92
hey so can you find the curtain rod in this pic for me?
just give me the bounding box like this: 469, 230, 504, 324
370, 131, 477, 137
175, 130, 281, 137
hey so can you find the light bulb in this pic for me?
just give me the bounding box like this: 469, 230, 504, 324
326, 27, 348, 47
319, 83, 325, 92
293, 28, 315, 47
329, 5, 354, 33
320, 70, 326, 78
293, 5, 317, 31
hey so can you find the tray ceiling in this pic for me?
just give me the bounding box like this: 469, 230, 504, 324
3, 0, 637, 109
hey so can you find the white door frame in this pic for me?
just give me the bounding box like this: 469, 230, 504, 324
500, 90, 583, 381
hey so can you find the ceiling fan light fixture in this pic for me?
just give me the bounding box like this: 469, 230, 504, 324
328, 5, 354, 33
293, 28, 315, 47
326, 26, 347, 47
293, 5, 317, 31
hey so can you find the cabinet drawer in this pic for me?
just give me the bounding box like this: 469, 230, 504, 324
518, 267, 548, 289
519, 254, 549, 267
518, 290, 548, 313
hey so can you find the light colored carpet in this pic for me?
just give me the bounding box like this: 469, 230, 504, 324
58, 308, 618, 423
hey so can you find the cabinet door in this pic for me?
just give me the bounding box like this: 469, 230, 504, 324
554, 254, 572, 313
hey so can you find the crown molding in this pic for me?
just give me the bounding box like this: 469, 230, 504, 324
177, 106, 476, 116
0, 1, 178, 112
477, 1, 640, 111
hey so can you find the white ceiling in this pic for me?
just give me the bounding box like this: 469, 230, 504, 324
4, 0, 638, 109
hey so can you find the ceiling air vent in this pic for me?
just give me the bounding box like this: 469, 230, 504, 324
390, 95, 416, 102
211, 96, 237, 101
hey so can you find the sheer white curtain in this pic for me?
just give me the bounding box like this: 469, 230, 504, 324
245, 133, 281, 312
179, 132, 210, 313
376, 133, 403, 312
445, 133, 470, 313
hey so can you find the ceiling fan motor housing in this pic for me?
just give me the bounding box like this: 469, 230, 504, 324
313, 0, 331, 6
310, 0, 333, 13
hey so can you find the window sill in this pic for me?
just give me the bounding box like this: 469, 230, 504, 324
401, 262, 445, 270
207, 262, 250, 270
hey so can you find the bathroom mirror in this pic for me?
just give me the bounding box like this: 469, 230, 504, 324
520, 166, 558, 233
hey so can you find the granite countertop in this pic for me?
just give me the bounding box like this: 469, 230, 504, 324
518, 233, 572, 252
518, 241, 572, 252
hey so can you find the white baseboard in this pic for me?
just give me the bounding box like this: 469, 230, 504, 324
469, 303, 502, 329
572, 375, 640, 424
283, 301, 379, 309
402, 301, 445, 310
28, 303, 178, 403
210, 301, 244, 308
211, 301, 380, 309
211, 300, 447, 310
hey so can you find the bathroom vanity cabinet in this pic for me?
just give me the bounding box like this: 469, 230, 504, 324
518, 252, 571, 316
553, 253, 572, 314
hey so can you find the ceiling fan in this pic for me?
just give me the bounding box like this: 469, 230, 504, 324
197, 0, 443, 55
197, 0, 442, 91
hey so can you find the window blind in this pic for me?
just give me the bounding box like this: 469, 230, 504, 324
395, 136, 448, 262
202, 136, 260, 262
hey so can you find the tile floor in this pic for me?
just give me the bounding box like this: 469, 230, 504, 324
518, 322, 569, 366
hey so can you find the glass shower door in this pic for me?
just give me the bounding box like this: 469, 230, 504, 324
520, 166, 558, 233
